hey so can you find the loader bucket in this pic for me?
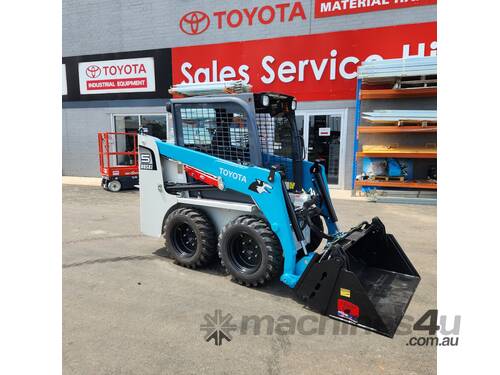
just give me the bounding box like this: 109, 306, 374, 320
294, 217, 420, 338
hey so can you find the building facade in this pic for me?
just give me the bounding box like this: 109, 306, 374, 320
62, 0, 437, 189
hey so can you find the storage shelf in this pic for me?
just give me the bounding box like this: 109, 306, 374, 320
358, 126, 437, 134
360, 87, 437, 99
357, 151, 437, 159
353, 58, 437, 192
355, 180, 437, 190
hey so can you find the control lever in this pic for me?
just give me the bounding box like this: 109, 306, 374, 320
268, 164, 284, 183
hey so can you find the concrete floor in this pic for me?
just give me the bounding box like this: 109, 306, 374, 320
63, 185, 437, 375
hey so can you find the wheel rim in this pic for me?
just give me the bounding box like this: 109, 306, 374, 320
228, 232, 262, 274
108, 180, 121, 192
171, 223, 197, 257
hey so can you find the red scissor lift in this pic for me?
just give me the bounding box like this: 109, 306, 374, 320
98, 132, 139, 192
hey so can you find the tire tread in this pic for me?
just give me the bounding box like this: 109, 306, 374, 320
218, 215, 283, 287
163, 207, 216, 269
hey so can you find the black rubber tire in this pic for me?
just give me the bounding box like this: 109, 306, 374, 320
218, 216, 283, 287
107, 179, 121, 192
163, 207, 217, 269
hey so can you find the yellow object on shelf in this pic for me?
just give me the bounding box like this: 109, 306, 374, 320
361, 144, 437, 153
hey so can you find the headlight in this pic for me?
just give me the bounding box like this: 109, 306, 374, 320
261, 95, 270, 107
291, 100, 297, 110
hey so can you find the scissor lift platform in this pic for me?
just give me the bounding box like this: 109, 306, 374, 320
98, 132, 139, 192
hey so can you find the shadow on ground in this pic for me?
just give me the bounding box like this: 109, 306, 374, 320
153, 246, 296, 300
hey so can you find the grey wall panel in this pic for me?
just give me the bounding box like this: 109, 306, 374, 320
63, 99, 168, 109
63, 0, 436, 56
62, 105, 166, 176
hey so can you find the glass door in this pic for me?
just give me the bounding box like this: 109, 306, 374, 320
296, 110, 347, 187
113, 115, 139, 166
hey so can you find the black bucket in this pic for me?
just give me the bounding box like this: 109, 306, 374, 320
294, 217, 420, 338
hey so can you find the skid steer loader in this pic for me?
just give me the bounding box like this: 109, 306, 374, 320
139, 82, 420, 337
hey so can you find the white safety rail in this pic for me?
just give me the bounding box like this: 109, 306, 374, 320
168, 80, 252, 96
358, 56, 437, 80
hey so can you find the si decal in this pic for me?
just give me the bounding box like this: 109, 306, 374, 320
139, 146, 157, 171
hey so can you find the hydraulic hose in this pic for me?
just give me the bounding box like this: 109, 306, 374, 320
299, 197, 336, 241
280, 176, 308, 255
310, 162, 338, 223
305, 211, 336, 241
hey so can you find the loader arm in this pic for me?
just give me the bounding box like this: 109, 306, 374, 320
301, 160, 340, 235
155, 139, 307, 287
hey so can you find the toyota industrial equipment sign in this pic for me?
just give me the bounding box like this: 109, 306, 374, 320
172, 22, 436, 101
314, 0, 436, 18
78, 57, 156, 94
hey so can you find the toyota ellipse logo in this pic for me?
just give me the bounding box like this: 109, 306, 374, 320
86, 65, 101, 78
180, 11, 210, 35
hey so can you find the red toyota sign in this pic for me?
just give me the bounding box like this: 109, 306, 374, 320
179, 11, 210, 35
172, 22, 437, 101
315, 0, 436, 18
78, 57, 156, 94
179, 2, 307, 35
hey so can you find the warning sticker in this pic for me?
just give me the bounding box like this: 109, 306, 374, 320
340, 288, 351, 298
318, 127, 331, 137
337, 299, 359, 323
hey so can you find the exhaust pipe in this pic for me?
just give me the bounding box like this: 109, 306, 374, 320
294, 217, 420, 337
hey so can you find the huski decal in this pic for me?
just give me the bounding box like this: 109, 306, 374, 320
249, 179, 272, 194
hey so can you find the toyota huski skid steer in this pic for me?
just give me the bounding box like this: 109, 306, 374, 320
139, 83, 420, 337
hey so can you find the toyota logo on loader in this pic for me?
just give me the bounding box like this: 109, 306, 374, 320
180, 11, 210, 35
85, 65, 101, 78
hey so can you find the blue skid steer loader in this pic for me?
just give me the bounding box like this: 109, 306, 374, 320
139, 83, 420, 337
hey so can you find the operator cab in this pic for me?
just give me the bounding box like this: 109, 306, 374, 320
166, 83, 305, 202
253, 93, 303, 192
